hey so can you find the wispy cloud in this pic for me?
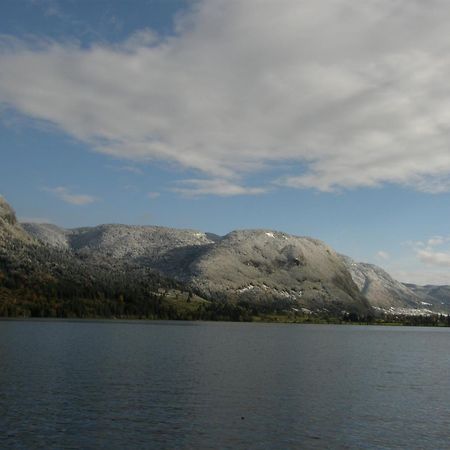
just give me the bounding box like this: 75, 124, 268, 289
172, 179, 267, 197
405, 235, 450, 269
427, 236, 447, 247
376, 250, 390, 261
417, 249, 450, 267
3, 1, 450, 193
44, 186, 97, 205
147, 191, 160, 199
389, 268, 450, 286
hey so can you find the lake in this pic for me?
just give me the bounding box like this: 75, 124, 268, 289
0, 320, 449, 449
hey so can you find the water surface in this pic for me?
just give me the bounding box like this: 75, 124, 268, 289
1, 320, 449, 449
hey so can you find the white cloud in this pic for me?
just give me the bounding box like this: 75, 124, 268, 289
399, 236, 450, 282
44, 186, 97, 205
376, 250, 390, 260
3, 1, 450, 192
172, 179, 267, 197
427, 236, 446, 247
417, 249, 450, 267
389, 268, 450, 286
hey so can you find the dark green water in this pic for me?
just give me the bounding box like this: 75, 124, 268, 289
1, 320, 449, 449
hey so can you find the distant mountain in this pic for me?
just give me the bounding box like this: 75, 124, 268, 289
404, 284, 450, 312
341, 255, 450, 315
2, 196, 449, 318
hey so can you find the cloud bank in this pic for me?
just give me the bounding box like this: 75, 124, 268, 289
395, 236, 450, 284
407, 236, 450, 268
417, 249, 450, 267
2, 0, 450, 193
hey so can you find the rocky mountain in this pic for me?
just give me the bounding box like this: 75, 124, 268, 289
186, 230, 369, 313
23, 222, 216, 257
404, 284, 450, 312
22, 220, 369, 314
0, 198, 190, 318
2, 196, 449, 318
341, 256, 450, 315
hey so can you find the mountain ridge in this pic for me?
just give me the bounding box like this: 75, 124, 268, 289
1, 196, 449, 317
22, 221, 369, 314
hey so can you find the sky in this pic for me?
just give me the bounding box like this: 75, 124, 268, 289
2, 0, 450, 285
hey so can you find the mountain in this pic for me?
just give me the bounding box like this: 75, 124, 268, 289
22, 221, 369, 315
404, 284, 450, 312
341, 256, 450, 315
0, 198, 192, 319
185, 230, 369, 314
2, 195, 449, 319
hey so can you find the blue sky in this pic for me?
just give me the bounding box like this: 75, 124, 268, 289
2, 0, 450, 284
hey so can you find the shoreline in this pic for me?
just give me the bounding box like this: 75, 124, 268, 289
1, 315, 449, 328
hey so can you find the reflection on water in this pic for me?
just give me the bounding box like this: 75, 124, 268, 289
1, 320, 449, 449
